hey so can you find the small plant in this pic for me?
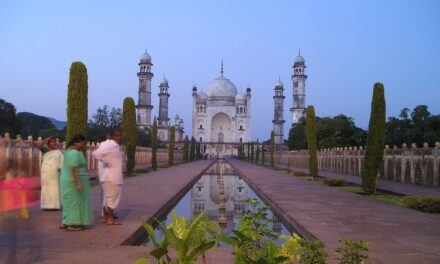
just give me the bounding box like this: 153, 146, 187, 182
278, 234, 303, 263
335, 238, 369, 264
404, 196, 440, 213
299, 239, 327, 264
138, 211, 217, 264
323, 178, 347, 186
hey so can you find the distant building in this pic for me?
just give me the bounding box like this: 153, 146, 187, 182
192, 62, 251, 143
272, 78, 285, 144
136, 49, 184, 141
290, 52, 308, 124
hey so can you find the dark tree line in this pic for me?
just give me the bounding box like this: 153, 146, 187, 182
288, 114, 367, 150
385, 105, 440, 147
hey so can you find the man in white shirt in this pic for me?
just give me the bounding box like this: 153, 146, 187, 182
92, 129, 123, 225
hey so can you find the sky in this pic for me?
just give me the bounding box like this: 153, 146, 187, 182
0, 0, 439, 140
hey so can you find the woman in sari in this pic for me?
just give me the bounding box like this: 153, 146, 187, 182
37, 136, 63, 210
60, 134, 92, 231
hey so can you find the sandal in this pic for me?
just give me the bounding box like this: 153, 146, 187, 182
106, 219, 122, 225
66, 226, 83, 231
59, 224, 68, 229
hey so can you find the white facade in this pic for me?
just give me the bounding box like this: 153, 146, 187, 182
192, 64, 251, 143
272, 79, 285, 144
290, 52, 308, 124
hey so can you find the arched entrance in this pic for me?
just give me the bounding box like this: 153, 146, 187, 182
211, 112, 232, 142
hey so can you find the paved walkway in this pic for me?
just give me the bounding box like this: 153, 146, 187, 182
0, 160, 234, 264
230, 159, 440, 264
275, 163, 440, 197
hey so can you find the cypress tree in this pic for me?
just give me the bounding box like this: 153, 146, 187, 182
261, 144, 265, 165
190, 136, 196, 161
362, 83, 386, 195
255, 139, 260, 164
306, 105, 318, 179
168, 127, 175, 165
247, 142, 251, 161
151, 117, 158, 170
250, 142, 254, 162
66, 61, 88, 144
122, 97, 137, 174
270, 131, 275, 167
196, 142, 201, 159
183, 136, 189, 162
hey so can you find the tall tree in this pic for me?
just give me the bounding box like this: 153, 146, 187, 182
66, 61, 88, 144
151, 117, 158, 170
306, 105, 318, 179
190, 137, 196, 161
0, 98, 22, 136
255, 139, 260, 164
250, 141, 254, 162
168, 127, 175, 165
122, 97, 137, 174
247, 142, 251, 161
270, 131, 275, 167
183, 136, 190, 162
362, 83, 386, 195
261, 143, 265, 165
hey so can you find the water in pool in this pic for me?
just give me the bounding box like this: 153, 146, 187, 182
145, 160, 291, 246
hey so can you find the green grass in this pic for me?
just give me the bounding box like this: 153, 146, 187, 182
336, 186, 364, 194
371, 195, 406, 206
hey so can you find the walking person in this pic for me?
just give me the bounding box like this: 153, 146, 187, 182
60, 134, 92, 231
92, 128, 123, 225
37, 136, 63, 210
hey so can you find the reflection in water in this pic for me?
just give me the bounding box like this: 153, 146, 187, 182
147, 160, 290, 245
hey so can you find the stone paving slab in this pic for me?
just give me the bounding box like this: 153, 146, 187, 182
231, 159, 440, 264
275, 163, 440, 198
0, 160, 235, 264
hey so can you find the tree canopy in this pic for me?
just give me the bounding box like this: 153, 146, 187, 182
0, 98, 22, 136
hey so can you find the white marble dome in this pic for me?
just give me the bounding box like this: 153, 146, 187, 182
206, 75, 238, 98
294, 55, 305, 64
235, 92, 246, 101
198, 90, 208, 99
141, 49, 151, 62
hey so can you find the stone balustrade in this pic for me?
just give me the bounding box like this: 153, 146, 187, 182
0, 133, 183, 178
275, 142, 440, 187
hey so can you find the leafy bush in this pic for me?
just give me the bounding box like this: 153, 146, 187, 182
323, 178, 347, 186
404, 196, 440, 213
335, 238, 369, 264
299, 239, 327, 264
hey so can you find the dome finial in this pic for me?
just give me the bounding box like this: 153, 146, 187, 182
221, 60, 224, 76
298, 49, 301, 56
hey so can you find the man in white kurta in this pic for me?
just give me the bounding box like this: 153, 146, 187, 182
92, 129, 123, 225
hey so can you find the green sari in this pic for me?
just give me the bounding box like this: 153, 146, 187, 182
60, 149, 92, 226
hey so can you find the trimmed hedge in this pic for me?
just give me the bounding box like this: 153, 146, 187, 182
122, 97, 137, 174
66, 61, 88, 144
404, 196, 440, 214
323, 178, 347, 186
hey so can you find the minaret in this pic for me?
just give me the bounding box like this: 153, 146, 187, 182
290, 50, 307, 124
273, 78, 285, 144
157, 76, 170, 127
136, 49, 154, 129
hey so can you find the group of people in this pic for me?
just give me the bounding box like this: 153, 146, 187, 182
38, 129, 124, 231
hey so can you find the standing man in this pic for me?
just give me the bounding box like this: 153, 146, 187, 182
92, 129, 123, 225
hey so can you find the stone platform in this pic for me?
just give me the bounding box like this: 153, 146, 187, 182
230, 159, 440, 264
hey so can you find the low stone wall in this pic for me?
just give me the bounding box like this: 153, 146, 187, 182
0, 133, 183, 178
276, 143, 440, 187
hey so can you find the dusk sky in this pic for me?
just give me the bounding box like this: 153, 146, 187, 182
1, 0, 439, 140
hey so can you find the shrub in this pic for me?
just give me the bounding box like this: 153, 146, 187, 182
183, 136, 189, 162
122, 97, 137, 174
270, 131, 275, 167
306, 106, 318, 179
404, 196, 440, 213
151, 117, 158, 170
190, 136, 196, 161
335, 238, 369, 264
168, 126, 175, 165
323, 178, 347, 186
66, 61, 88, 144
362, 83, 386, 195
